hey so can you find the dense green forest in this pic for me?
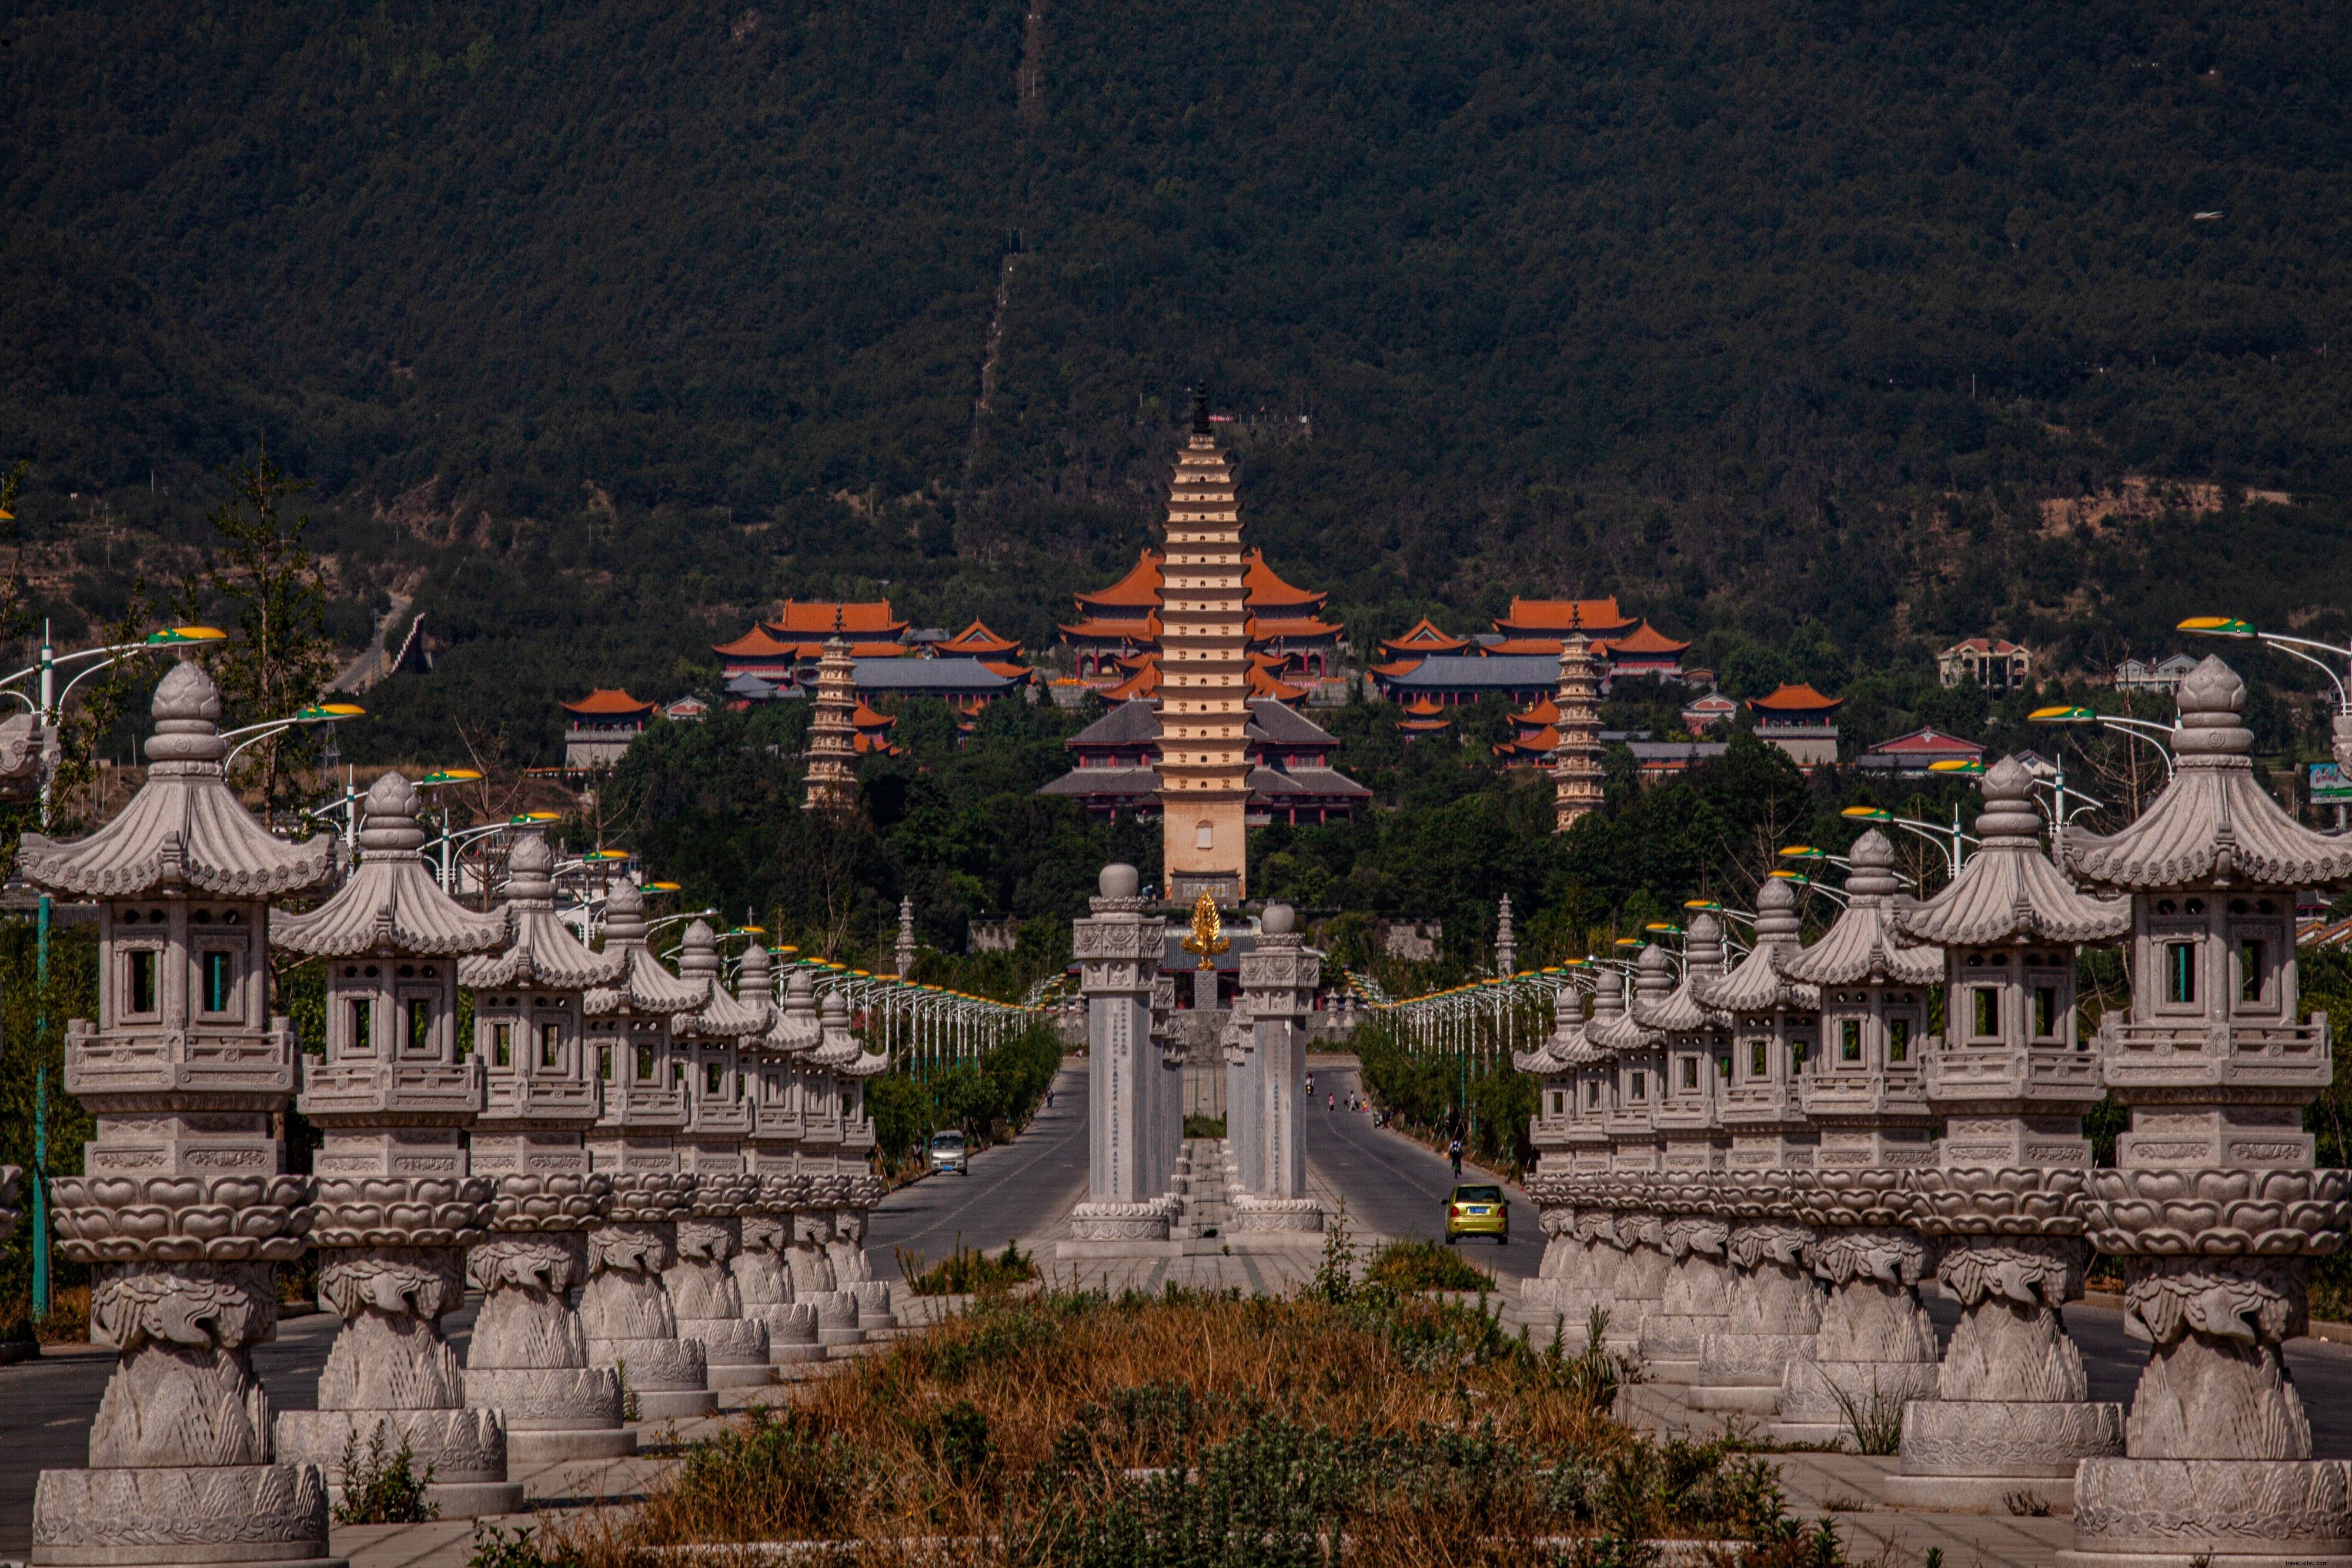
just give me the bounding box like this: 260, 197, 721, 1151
4, 0, 2352, 760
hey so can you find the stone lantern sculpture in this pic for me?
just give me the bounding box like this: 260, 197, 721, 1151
1234, 902, 1323, 1233
580, 879, 715, 1420
2058, 657, 2352, 1567
1687, 875, 1822, 1416
269, 772, 519, 1517
1553, 971, 1625, 1328
1773, 830, 1942, 1447
1515, 977, 1585, 1314
822, 998, 899, 1332
1885, 755, 2130, 1510
1596, 945, 1672, 1350
663, 919, 773, 1390
458, 829, 633, 1462
1639, 915, 1735, 1382
735, 945, 824, 1366
800, 987, 887, 1339
26, 660, 338, 1568
766, 965, 843, 1325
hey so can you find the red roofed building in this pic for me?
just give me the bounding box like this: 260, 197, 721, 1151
1398, 697, 1453, 738
1601, 621, 1692, 679
713, 600, 913, 687
1857, 727, 1984, 778
1494, 597, 1641, 642
1748, 683, 1843, 770
563, 690, 655, 770
1496, 696, 1562, 765
1378, 617, 1471, 660
1059, 546, 1342, 684
940, 620, 1021, 658
850, 700, 902, 757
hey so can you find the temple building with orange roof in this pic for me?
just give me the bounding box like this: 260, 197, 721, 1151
562, 688, 655, 769
715, 601, 1031, 712
1368, 594, 1691, 701
1378, 617, 1472, 661
1396, 697, 1453, 738
850, 700, 902, 757
1058, 547, 1344, 688
1748, 682, 1843, 770
1495, 695, 1561, 764
1038, 699, 1369, 828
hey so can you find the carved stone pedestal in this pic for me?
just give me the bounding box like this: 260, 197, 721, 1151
465, 1222, 632, 1463
1687, 1206, 1820, 1416
33, 1257, 342, 1568
739, 1199, 825, 1366
274, 1215, 523, 1519
1769, 1205, 1939, 1449
582, 1175, 714, 1420
1885, 1186, 2120, 1513
1230, 1195, 1324, 1233
1602, 1200, 1668, 1356
1641, 1206, 1730, 1384
665, 1175, 771, 1390
2059, 1172, 2352, 1566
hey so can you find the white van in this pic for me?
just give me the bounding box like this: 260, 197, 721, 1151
928, 1129, 968, 1175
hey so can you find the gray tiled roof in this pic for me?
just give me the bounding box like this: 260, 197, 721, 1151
1068, 700, 1162, 746
1380, 655, 1562, 690
853, 657, 1020, 692
1040, 765, 1161, 796
273, 773, 507, 957
1245, 699, 1341, 745
1248, 766, 1371, 798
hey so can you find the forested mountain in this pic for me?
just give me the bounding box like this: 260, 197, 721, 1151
4, 0, 2352, 757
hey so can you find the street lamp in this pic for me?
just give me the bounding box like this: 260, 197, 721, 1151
1837, 804, 1974, 880
222, 703, 366, 768
1769, 867, 1850, 907
2029, 704, 2177, 781
1, 623, 229, 826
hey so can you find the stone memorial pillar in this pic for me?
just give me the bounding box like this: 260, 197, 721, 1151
1887, 757, 2129, 1510
462, 829, 631, 1461
1595, 945, 1672, 1350
2059, 658, 2352, 1567
666, 920, 773, 1389
26, 661, 341, 1568
1641, 916, 1735, 1382
1233, 902, 1321, 1232
1068, 864, 1178, 1244
1552, 972, 1626, 1327
582, 880, 714, 1420
271, 773, 521, 1516
1773, 830, 1941, 1448
737, 947, 823, 1366
1688, 875, 1823, 1416
1514, 978, 1585, 1316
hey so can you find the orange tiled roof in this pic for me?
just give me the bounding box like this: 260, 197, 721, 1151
1487, 637, 1566, 657
1104, 657, 1162, 701
981, 661, 1034, 680
1515, 696, 1562, 727
1248, 664, 1311, 701
850, 701, 896, 731
1379, 617, 1470, 656
1749, 683, 1843, 714
1400, 717, 1453, 732
766, 600, 908, 637
1248, 616, 1344, 640
562, 688, 653, 717
1241, 549, 1326, 611
1497, 725, 1559, 755
1605, 621, 1691, 656
1059, 616, 1162, 643
941, 619, 1021, 656
1075, 549, 1165, 609
851, 732, 903, 757
1495, 597, 1635, 635
1370, 658, 1427, 678
713, 627, 803, 659
1399, 697, 1447, 718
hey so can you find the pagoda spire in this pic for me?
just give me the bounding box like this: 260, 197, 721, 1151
1552, 615, 1604, 831
803, 631, 859, 816
1156, 390, 1251, 902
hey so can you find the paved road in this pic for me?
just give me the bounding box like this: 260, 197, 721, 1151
1302, 1063, 1548, 1279
864, 1062, 1090, 1275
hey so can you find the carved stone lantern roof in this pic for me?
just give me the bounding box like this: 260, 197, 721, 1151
811, 989, 865, 1069
1902, 756, 2129, 947
461, 831, 625, 990
671, 919, 774, 1039
1636, 912, 1730, 1033
273, 772, 509, 957
1696, 875, 1818, 1013
585, 879, 710, 1014
1780, 830, 1942, 986
765, 964, 823, 1057
2066, 655, 2352, 891
1582, 967, 1636, 1059
1593, 944, 1671, 1051
19, 660, 335, 898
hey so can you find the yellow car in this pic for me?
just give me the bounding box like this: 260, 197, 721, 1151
1445, 1183, 1508, 1244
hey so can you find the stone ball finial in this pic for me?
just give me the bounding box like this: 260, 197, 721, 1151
605, 878, 647, 944
356, 771, 427, 857
677, 918, 719, 976
144, 659, 228, 764
2174, 655, 2254, 758
1975, 756, 2043, 841
1262, 902, 1296, 935
1100, 862, 1140, 898
739, 942, 772, 997
1845, 827, 1902, 898
1635, 941, 1675, 995
1755, 872, 1802, 941
503, 831, 554, 904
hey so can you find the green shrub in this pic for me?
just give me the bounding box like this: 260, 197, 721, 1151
897, 1239, 1038, 1296
1364, 1239, 1495, 1292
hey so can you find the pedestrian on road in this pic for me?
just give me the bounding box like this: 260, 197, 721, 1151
1448, 1138, 1464, 1176
1046, 1089, 1055, 1109
1327, 1092, 1335, 1111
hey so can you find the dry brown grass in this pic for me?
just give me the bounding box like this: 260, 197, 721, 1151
542, 1269, 1847, 1568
